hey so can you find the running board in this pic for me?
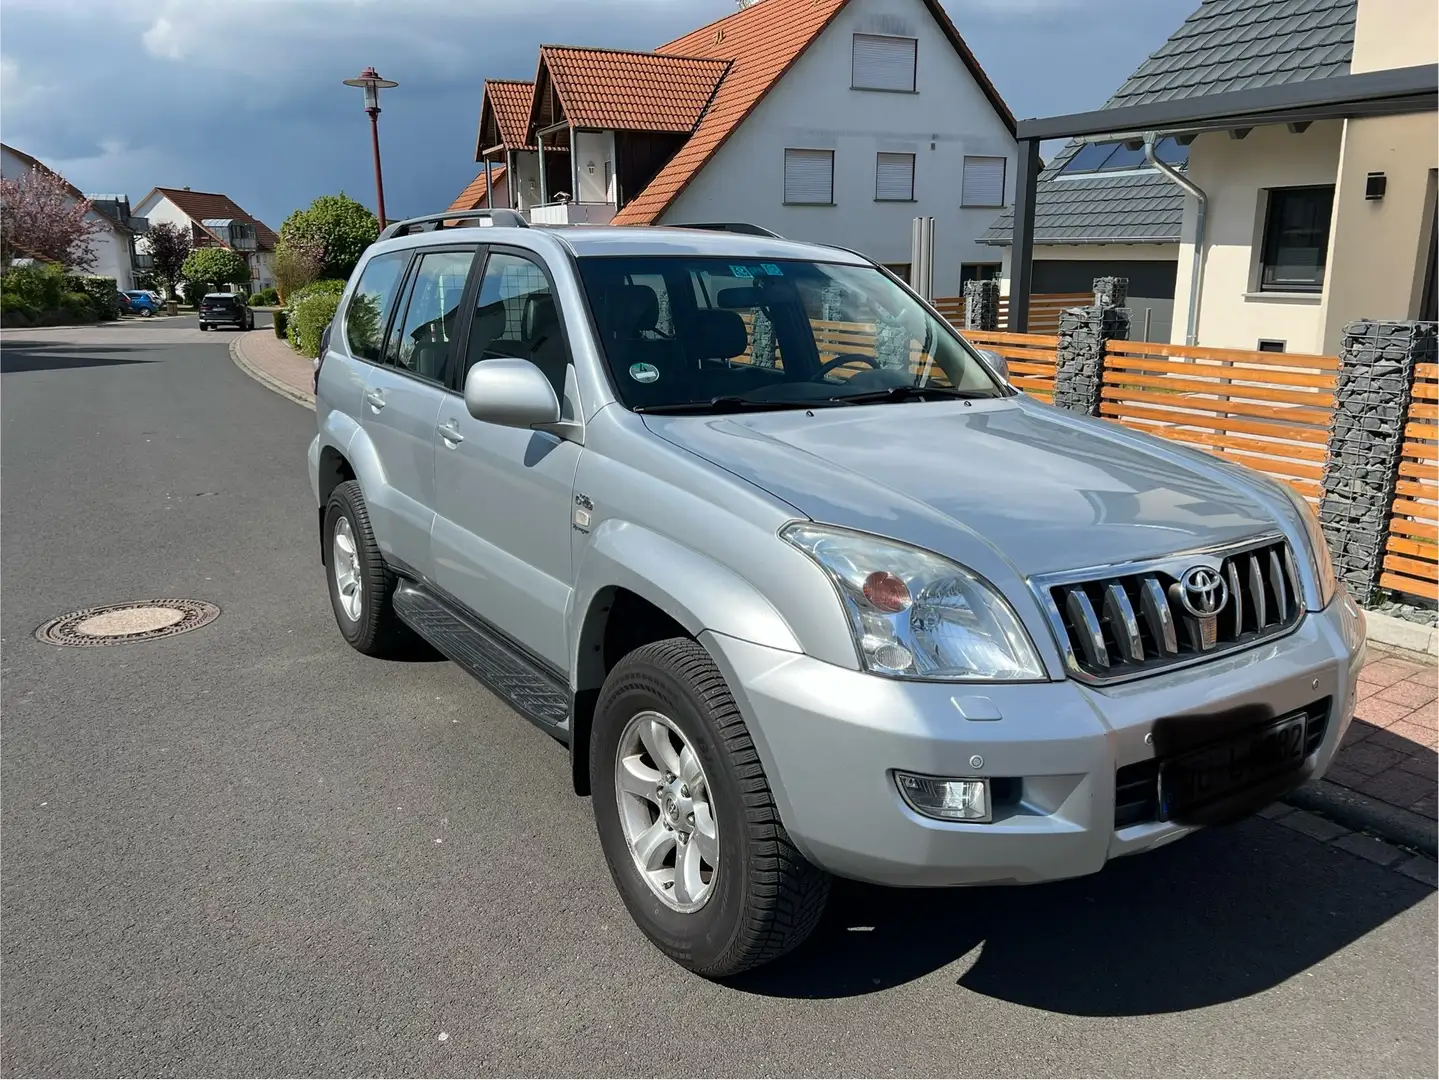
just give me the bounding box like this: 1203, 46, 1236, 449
391, 581, 570, 739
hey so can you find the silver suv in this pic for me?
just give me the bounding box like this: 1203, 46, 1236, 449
309, 210, 1366, 977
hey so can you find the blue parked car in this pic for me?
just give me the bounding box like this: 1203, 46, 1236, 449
122, 290, 161, 316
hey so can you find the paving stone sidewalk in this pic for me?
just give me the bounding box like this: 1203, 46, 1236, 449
232, 329, 314, 408
1333, 646, 1437, 821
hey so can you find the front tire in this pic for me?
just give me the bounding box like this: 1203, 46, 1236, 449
198, 323, 208, 331
591, 637, 829, 977
323, 480, 409, 657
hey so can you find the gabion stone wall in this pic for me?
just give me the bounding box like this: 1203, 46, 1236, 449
1319, 320, 1435, 605
963, 279, 1000, 331
1053, 305, 1130, 415
1093, 276, 1129, 309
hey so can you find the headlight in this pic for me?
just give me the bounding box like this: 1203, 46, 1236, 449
781, 523, 1045, 681
1281, 486, 1336, 608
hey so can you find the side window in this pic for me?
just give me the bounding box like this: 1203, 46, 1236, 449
461, 251, 567, 397
344, 251, 407, 362
388, 249, 476, 383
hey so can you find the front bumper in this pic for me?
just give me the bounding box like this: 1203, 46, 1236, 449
701, 595, 1364, 888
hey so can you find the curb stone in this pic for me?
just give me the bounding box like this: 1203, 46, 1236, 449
230, 336, 315, 411
1363, 610, 1439, 656
1283, 778, 1437, 857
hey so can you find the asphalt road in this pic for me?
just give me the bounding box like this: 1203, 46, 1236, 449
2, 320, 1435, 1078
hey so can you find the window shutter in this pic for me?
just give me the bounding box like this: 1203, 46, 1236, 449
875, 153, 915, 201
852, 34, 916, 91
784, 149, 834, 204
962, 156, 1006, 207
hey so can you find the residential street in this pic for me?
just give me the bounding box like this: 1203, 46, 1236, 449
1, 322, 1435, 1078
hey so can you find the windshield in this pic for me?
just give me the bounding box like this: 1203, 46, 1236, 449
574, 256, 1007, 413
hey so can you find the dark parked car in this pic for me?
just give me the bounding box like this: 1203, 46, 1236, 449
198, 293, 254, 331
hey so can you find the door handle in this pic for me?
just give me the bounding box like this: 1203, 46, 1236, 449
438, 419, 464, 444
364, 389, 386, 411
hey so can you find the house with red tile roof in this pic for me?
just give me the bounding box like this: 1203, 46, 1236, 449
134, 186, 279, 292
449, 0, 1018, 291
1, 142, 147, 290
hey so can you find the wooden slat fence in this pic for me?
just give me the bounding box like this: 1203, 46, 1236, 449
1099, 341, 1339, 503
1382, 361, 1439, 600
932, 292, 1091, 335
961, 330, 1059, 400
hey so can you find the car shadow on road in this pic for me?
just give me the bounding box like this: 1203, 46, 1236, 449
729, 819, 1433, 1012
0, 343, 157, 373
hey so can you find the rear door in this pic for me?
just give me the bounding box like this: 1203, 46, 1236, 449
431, 246, 581, 669
359, 245, 480, 575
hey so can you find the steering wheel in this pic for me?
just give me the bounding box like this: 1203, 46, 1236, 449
816, 353, 881, 379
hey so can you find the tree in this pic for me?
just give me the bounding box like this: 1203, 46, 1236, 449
144, 221, 192, 298
278, 193, 378, 280
270, 240, 322, 303
0, 164, 105, 271
181, 247, 251, 296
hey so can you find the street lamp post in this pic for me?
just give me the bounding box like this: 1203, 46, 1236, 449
342, 66, 399, 229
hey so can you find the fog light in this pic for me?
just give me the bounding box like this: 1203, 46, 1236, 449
895, 772, 990, 822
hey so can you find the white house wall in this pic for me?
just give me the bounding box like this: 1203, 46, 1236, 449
660, 0, 1016, 296
574, 130, 616, 204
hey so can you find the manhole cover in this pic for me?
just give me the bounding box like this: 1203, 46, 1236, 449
35, 599, 220, 647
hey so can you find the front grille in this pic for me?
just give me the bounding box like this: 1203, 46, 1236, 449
1113, 698, 1331, 829
1035, 537, 1302, 683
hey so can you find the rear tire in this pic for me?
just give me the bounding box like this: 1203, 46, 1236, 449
199, 323, 208, 331
323, 480, 409, 657
591, 637, 829, 978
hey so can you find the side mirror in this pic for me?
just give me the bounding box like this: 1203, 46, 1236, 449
978, 348, 1009, 383
463, 358, 562, 428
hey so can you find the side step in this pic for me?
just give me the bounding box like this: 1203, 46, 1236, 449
391, 581, 570, 739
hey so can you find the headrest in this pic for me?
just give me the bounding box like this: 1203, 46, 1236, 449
523, 294, 558, 341
692, 309, 748, 359
604, 284, 659, 337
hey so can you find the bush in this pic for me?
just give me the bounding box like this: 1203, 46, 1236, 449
285, 278, 346, 309
0, 291, 39, 327
278, 194, 377, 280
181, 246, 251, 297
287, 291, 340, 358
273, 309, 288, 339
2, 262, 67, 310
249, 287, 279, 307
66, 275, 118, 320
61, 290, 97, 321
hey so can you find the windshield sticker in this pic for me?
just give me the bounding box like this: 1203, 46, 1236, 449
729, 264, 754, 279
760, 263, 783, 277
629, 362, 660, 384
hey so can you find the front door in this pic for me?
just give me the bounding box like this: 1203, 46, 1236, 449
360, 245, 478, 574
432, 247, 580, 670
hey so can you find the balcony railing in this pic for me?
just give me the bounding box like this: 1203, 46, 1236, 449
528, 201, 615, 226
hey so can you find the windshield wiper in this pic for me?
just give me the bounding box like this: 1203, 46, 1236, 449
634, 396, 855, 416
831, 385, 996, 405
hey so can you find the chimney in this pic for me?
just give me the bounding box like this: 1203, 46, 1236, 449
183, 185, 190, 190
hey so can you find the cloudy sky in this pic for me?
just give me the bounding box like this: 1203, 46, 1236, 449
1, 0, 1196, 230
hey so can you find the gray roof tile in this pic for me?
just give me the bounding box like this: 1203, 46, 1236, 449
981, 0, 1355, 245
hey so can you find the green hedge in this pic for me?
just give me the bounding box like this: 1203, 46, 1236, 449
0, 264, 101, 325
66, 275, 118, 320
273, 310, 288, 339
285, 278, 346, 311
249, 287, 279, 307
288, 292, 340, 358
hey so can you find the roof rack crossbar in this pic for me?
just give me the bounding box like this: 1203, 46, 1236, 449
379, 208, 529, 240
668, 222, 784, 238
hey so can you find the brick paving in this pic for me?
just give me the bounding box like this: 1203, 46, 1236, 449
228, 333, 1436, 824
232, 329, 313, 406
1334, 647, 1438, 820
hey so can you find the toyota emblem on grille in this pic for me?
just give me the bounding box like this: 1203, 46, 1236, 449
1178, 566, 1228, 617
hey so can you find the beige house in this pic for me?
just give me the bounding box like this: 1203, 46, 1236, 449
989, 0, 1436, 353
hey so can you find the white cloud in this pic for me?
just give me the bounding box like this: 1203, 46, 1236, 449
141, 16, 184, 60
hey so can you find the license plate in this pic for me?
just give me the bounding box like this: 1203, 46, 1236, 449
1158, 712, 1308, 820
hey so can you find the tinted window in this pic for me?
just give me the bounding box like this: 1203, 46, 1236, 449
460, 251, 567, 397
345, 251, 408, 362
1260, 186, 1334, 292
389, 250, 475, 382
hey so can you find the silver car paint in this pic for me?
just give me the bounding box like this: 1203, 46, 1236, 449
311, 223, 1362, 887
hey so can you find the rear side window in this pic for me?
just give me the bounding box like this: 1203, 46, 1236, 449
344, 251, 408, 362
389, 249, 476, 383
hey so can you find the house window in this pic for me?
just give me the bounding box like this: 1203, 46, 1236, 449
960, 263, 1001, 287
1260, 185, 1334, 292
961, 156, 1006, 208
852, 34, 917, 92
875, 153, 916, 201
784, 149, 834, 205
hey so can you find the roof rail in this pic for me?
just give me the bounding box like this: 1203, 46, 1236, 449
668, 221, 784, 238
378, 208, 529, 241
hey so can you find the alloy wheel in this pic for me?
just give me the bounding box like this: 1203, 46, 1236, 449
331, 515, 363, 621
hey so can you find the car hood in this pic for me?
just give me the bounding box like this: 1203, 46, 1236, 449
642, 397, 1282, 576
